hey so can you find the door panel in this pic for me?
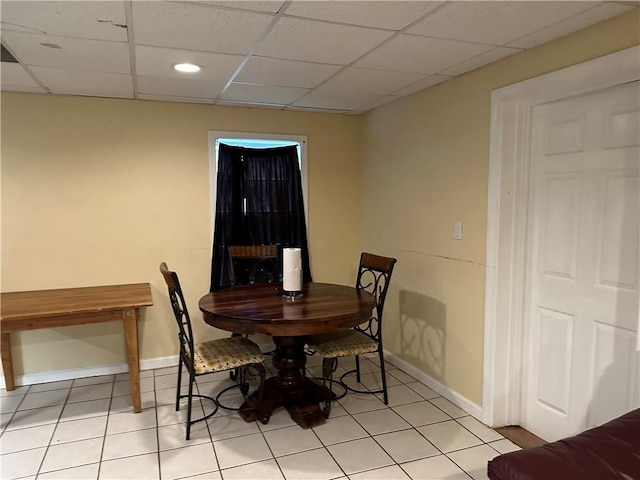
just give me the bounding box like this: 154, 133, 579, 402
523, 81, 639, 441
590, 321, 637, 427
598, 173, 639, 290
605, 107, 640, 149
539, 174, 581, 279
535, 307, 574, 415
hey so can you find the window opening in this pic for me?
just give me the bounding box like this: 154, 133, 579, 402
208, 132, 308, 228
208, 131, 309, 291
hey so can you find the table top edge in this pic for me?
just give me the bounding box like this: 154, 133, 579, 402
1, 283, 154, 321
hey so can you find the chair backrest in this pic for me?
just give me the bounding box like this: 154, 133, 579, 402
228, 245, 280, 285
355, 252, 397, 342
160, 262, 195, 365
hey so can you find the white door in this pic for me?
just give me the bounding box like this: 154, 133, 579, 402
522, 81, 640, 442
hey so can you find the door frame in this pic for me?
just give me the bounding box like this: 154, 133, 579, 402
482, 45, 640, 428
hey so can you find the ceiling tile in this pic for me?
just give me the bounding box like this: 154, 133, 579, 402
292, 88, 379, 110
196, 1, 286, 14
283, 1, 444, 30
0, 63, 46, 93
391, 74, 451, 96
235, 56, 341, 88
2, 32, 130, 73
284, 105, 350, 114
255, 17, 393, 65
349, 95, 401, 114
30, 66, 133, 98
220, 82, 309, 104
319, 67, 427, 96
135, 45, 243, 85
1, 0, 634, 114
441, 46, 523, 76
406, 1, 598, 46
216, 99, 285, 109
131, 2, 275, 55
507, 3, 635, 49
136, 74, 219, 99
0, 1, 127, 41
355, 34, 494, 74
138, 93, 213, 104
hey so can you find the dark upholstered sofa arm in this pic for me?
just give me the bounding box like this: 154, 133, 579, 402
487, 409, 640, 480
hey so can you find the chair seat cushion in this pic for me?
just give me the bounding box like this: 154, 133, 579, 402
193, 337, 264, 374
307, 330, 378, 358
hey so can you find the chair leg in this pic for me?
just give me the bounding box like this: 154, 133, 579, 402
355, 355, 361, 383
302, 346, 315, 377
175, 355, 183, 411
238, 366, 249, 396
322, 357, 336, 418
229, 333, 243, 381
256, 363, 269, 424
186, 373, 195, 441
259, 368, 265, 405
378, 349, 388, 405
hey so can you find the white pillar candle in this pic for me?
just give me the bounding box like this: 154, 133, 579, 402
283, 248, 302, 292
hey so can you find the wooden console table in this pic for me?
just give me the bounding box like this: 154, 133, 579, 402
0, 283, 153, 413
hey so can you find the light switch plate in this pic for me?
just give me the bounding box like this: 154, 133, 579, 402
453, 220, 463, 240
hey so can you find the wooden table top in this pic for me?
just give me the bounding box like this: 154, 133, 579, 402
0, 283, 153, 321
199, 282, 375, 337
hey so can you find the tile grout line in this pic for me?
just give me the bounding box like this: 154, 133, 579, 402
254, 413, 288, 480
331, 357, 433, 477
349, 386, 446, 477
153, 371, 163, 480
325, 355, 489, 479
93, 374, 118, 479
197, 373, 223, 479
34, 382, 71, 478
1, 357, 514, 480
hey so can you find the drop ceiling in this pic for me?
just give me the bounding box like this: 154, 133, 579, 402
1, 1, 637, 115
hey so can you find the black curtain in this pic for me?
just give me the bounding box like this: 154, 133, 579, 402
210, 144, 312, 290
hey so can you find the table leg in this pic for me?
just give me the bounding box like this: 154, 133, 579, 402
239, 335, 334, 428
1, 333, 15, 391
122, 308, 141, 413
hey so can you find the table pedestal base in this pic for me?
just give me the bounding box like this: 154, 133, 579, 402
239, 376, 334, 428
238, 336, 335, 429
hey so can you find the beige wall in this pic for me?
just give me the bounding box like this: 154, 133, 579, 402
1, 96, 363, 376
2, 9, 638, 402
361, 9, 640, 405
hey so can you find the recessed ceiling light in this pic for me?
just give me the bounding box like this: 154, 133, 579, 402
173, 63, 202, 73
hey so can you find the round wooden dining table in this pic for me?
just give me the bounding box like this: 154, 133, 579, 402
199, 282, 375, 429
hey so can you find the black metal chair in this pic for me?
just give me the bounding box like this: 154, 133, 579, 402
160, 262, 266, 440
228, 245, 280, 286
227, 245, 280, 372
306, 252, 397, 417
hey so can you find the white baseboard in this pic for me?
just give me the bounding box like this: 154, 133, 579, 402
0, 355, 179, 389
2, 347, 483, 424
384, 350, 483, 421
0, 339, 280, 389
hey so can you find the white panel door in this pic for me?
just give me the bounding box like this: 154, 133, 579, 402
523, 81, 639, 441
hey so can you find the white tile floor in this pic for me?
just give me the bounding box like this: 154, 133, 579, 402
0, 354, 521, 480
